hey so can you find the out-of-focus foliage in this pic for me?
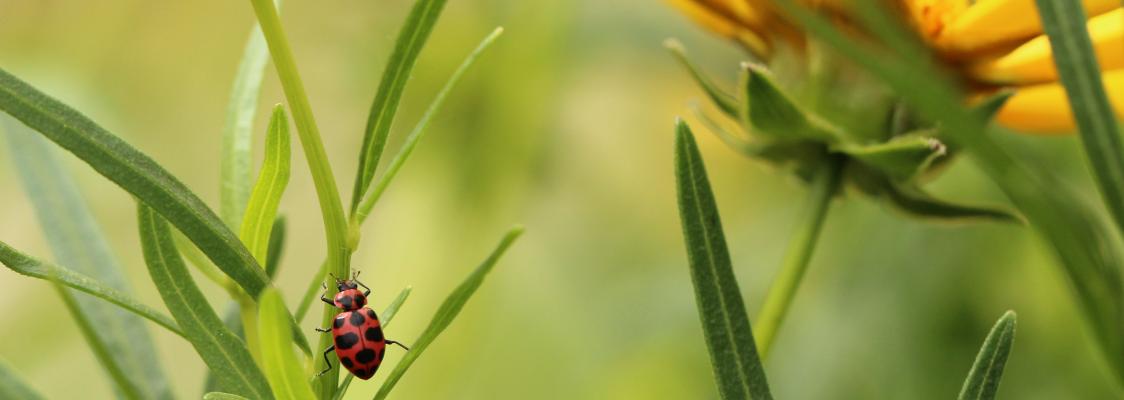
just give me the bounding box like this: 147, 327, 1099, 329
0, 1, 1117, 399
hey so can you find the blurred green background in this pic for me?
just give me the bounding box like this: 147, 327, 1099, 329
0, 0, 1118, 398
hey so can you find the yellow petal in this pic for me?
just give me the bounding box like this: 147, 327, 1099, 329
971, 8, 1124, 84
938, 0, 1118, 53
995, 69, 1124, 133
668, 0, 772, 56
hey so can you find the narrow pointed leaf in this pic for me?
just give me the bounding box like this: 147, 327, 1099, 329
265, 216, 287, 278
380, 286, 413, 327
3, 122, 175, 399
836, 133, 946, 182
373, 227, 523, 400
674, 120, 772, 400
1035, 0, 1124, 237
221, 11, 274, 230
356, 27, 505, 221
137, 205, 273, 400
0, 68, 270, 298
351, 0, 450, 211
0, 241, 183, 337
742, 64, 841, 142
665, 38, 740, 117
0, 357, 44, 400
241, 105, 291, 265
958, 311, 1017, 400
258, 288, 316, 400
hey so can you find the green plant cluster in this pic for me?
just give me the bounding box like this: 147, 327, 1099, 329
669, 0, 1124, 399
0, 0, 520, 399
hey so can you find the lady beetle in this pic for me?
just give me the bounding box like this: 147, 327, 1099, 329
315, 272, 408, 380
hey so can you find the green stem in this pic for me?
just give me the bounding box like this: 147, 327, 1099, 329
247, 1, 350, 397
753, 157, 843, 358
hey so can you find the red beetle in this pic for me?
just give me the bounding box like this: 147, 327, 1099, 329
316, 272, 408, 380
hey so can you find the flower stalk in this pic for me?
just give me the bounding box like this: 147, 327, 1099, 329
753, 155, 843, 358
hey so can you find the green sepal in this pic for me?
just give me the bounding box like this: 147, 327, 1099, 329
884, 183, 1024, 223
741, 63, 843, 142
835, 132, 945, 182
666, 39, 741, 117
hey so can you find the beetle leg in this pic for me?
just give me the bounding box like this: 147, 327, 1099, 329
316, 346, 336, 376
355, 278, 372, 297
386, 340, 410, 351
320, 292, 335, 307
314, 327, 330, 333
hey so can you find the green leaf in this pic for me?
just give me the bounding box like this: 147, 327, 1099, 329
958, 311, 1017, 400
0, 67, 270, 298
204, 393, 250, 400
2, 121, 175, 399
380, 286, 413, 327
240, 105, 292, 265
836, 133, 946, 182
355, 26, 505, 222
674, 120, 773, 400
258, 288, 317, 400
372, 227, 523, 400
221, 8, 274, 231
265, 216, 287, 278
330, 287, 412, 400
0, 241, 182, 337
137, 205, 273, 400
664, 38, 740, 117
742, 63, 841, 142
883, 184, 1024, 223
0, 357, 44, 400
775, 0, 1124, 383
351, 0, 450, 211
1035, 0, 1124, 238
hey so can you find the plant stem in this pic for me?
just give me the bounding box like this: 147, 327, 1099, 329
247, 0, 350, 397
753, 156, 843, 359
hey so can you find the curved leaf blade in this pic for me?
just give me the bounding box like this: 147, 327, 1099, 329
137, 205, 273, 400
351, 0, 450, 211
204, 393, 250, 400
674, 120, 772, 400
0, 241, 182, 337
258, 288, 316, 400
1035, 0, 1124, 236
958, 311, 1018, 400
0, 356, 44, 400
372, 227, 523, 400
265, 216, 287, 278
240, 105, 292, 265
0, 67, 270, 298
3, 122, 175, 399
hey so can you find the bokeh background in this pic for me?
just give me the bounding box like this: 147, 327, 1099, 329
0, 0, 1118, 398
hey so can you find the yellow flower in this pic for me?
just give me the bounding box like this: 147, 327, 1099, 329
670, 0, 1124, 133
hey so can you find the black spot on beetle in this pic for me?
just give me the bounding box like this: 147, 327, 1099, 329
366, 308, 378, 320
355, 369, 372, 380
355, 348, 376, 364
333, 316, 345, 329
364, 326, 384, 342
349, 311, 366, 327
340, 356, 354, 368
338, 296, 354, 310
335, 333, 359, 350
